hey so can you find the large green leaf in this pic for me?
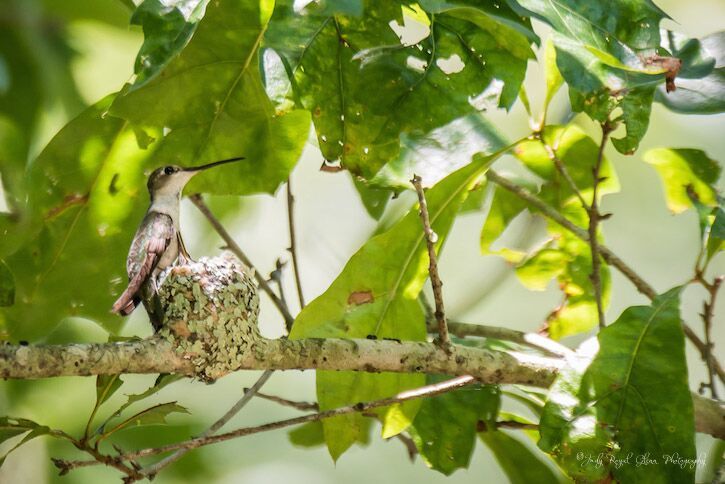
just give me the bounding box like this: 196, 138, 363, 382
656, 31, 725, 114
409, 378, 499, 475
265, 0, 532, 178
0, 99, 153, 340
0, 260, 14, 308
99, 402, 190, 441
480, 429, 562, 484
514, 0, 669, 153
643, 148, 721, 214
111, 0, 310, 196
539, 290, 696, 483
129, 0, 210, 88
290, 150, 503, 460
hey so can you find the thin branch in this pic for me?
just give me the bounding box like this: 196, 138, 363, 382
485, 169, 725, 386
439, 320, 574, 358
695, 274, 723, 399
140, 370, 274, 480
411, 175, 450, 346
588, 123, 612, 329
189, 194, 295, 328
541, 140, 589, 210
110, 376, 477, 462
287, 178, 306, 313
252, 391, 319, 411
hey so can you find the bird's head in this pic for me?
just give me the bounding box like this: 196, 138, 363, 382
147, 157, 244, 200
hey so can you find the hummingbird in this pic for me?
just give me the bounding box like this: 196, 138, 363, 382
111, 157, 244, 328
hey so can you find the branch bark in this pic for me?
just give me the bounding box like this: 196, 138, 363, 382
0, 255, 722, 440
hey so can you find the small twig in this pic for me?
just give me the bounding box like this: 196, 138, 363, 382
190, 194, 295, 328
411, 175, 450, 346
252, 391, 319, 411
253, 392, 417, 460
541, 140, 589, 210
588, 123, 612, 329
269, 259, 288, 309
140, 370, 274, 479
108, 376, 477, 462
436, 320, 573, 358
485, 169, 725, 386
695, 274, 723, 399
286, 178, 306, 314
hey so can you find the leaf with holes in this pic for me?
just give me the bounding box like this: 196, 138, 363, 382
265, 0, 532, 178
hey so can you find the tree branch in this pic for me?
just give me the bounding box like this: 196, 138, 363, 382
411, 175, 450, 346
588, 122, 612, 329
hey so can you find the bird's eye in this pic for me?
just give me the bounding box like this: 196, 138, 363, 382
163, 166, 175, 175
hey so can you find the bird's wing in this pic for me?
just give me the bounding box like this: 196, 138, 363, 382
112, 213, 175, 315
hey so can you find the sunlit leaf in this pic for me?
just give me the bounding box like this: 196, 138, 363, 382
643, 148, 721, 213
0, 98, 153, 340
290, 149, 505, 460
111, 0, 311, 196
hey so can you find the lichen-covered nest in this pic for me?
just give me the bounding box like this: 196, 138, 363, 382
156, 253, 259, 381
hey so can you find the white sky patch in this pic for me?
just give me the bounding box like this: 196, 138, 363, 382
469, 78, 504, 110
406, 56, 427, 73
293, 0, 317, 13
436, 54, 465, 74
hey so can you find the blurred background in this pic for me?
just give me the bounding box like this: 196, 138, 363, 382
0, 0, 723, 482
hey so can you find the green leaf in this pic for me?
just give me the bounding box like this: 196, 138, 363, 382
288, 421, 326, 448
290, 149, 505, 460
513, 125, 620, 207
129, 0, 210, 88
265, 0, 531, 178
100, 402, 190, 440
0, 417, 52, 467
656, 31, 725, 114
0, 98, 153, 339
409, 378, 500, 475
643, 148, 721, 213
480, 179, 533, 262
99, 374, 183, 434
370, 114, 507, 190
0, 260, 14, 307
538, 338, 610, 481
111, 0, 310, 196
515, 0, 669, 153
540, 290, 697, 483
95, 374, 124, 407
352, 176, 391, 220
542, 39, 563, 120
480, 430, 561, 484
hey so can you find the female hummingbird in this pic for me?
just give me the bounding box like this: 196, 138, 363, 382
111, 157, 243, 326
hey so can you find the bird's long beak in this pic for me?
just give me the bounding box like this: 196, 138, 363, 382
183, 156, 245, 173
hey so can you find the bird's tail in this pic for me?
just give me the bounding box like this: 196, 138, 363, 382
112, 291, 141, 316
